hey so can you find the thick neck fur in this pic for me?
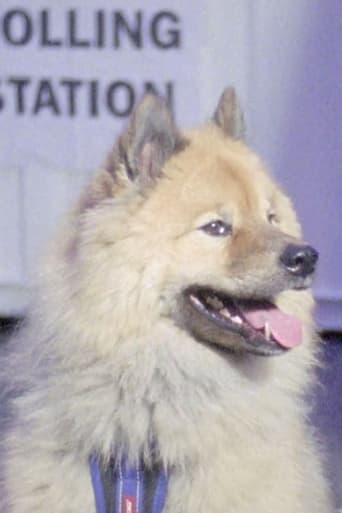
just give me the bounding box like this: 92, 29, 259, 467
16, 264, 316, 473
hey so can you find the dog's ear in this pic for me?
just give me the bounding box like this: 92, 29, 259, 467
114, 94, 178, 188
213, 86, 246, 140
79, 96, 179, 213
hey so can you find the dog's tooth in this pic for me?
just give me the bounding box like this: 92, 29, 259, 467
264, 321, 271, 340
231, 315, 242, 325
189, 294, 204, 309
219, 308, 231, 318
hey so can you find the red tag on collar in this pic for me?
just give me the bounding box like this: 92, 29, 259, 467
122, 496, 136, 513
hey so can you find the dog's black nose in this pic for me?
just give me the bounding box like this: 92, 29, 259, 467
280, 244, 319, 278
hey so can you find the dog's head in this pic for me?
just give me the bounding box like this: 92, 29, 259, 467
71, 88, 318, 358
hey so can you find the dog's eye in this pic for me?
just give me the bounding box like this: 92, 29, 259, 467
200, 220, 232, 236
267, 209, 278, 225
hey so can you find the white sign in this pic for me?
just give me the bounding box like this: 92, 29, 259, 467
0, 0, 210, 170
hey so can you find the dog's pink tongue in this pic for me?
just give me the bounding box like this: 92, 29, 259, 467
238, 304, 302, 348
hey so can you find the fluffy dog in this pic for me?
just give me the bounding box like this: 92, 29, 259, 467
1, 88, 333, 512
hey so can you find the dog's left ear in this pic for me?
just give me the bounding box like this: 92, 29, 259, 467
116, 94, 178, 188
213, 86, 246, 140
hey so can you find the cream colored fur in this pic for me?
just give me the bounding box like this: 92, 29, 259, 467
1, 109, 333, 512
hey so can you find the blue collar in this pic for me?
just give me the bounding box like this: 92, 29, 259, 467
90, 454, 169, 513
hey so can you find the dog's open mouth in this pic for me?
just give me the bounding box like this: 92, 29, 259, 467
182, 286, 303, 356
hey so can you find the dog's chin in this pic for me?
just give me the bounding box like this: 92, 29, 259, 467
177, 286, 304, 357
